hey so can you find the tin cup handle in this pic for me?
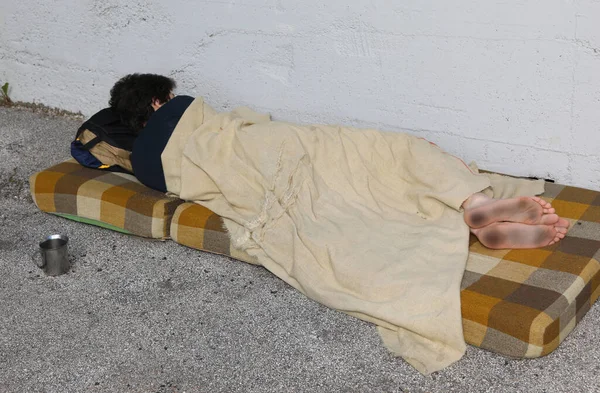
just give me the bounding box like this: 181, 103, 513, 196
32, 249, 46, 268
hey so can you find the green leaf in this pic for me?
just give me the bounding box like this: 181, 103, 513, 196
1, 82, 8, 96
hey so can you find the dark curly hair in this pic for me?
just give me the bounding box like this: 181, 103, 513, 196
109, 73, 176, 133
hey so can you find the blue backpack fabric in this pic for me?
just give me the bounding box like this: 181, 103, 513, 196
71, 108, 137, 173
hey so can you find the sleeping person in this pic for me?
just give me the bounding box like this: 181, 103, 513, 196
105, 73, 569, 250
71, 73, 183, 177
102, 73, 574, 374
108, 73, 192, 192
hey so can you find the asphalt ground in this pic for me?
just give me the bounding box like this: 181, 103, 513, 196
1, 106, 599, 393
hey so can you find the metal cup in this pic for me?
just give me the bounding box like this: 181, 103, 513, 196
36, 235, 70, 276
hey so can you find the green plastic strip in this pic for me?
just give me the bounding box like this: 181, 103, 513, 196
50, 212, 133, 235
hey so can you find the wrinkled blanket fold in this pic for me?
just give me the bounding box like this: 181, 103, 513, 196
162, 98, 543, 374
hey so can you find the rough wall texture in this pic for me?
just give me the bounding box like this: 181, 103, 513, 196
1, 1, 599, 189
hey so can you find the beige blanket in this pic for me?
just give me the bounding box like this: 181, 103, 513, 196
162, 98, 543, 374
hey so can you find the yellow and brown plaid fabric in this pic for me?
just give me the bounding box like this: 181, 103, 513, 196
30, 160, 184, 238
462, 182, 600, 357
171, 202, 259, 264
30, 161, 600, 358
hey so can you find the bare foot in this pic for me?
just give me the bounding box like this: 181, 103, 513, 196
464, 194, 558, 229
556, 217, 570, 228
471, 222, 568, 249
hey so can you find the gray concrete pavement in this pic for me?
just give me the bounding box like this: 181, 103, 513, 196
1, 106, 599, 393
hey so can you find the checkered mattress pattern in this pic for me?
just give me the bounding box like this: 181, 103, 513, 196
30, 160, 184, 238
462, 182, 600, 357
31, 162, 600, 358
170, 202, 259, 264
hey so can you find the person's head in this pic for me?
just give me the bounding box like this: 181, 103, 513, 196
109, 73, 176, 133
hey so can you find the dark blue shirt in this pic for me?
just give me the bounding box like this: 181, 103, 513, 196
131, 95, 194, 192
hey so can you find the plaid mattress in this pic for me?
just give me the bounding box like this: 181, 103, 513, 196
171, 202, 259, 264
462, 182, 600, 357
30, 160, 184, 238
31, 161, 600, 358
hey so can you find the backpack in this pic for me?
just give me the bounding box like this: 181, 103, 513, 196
70, 108, 137, 173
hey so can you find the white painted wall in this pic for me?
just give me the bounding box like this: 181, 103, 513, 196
1, 0, 599, 189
